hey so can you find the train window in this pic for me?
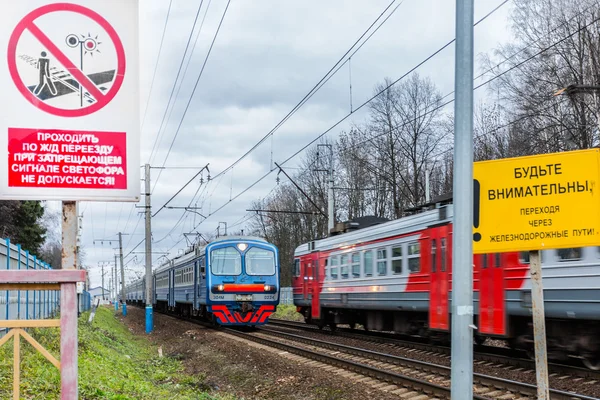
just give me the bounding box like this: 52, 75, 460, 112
558, 248, 582, 261
407, 242, 420, 273
364, 250, 373, 277
330, 256, 339, 279
340, 254, 349, 279
519, 251, 530, 264
495, 253, 501, 267
210, 247, 242, 275
431, 240, 437, 273
324, 258, 329, 280
376, 249, 387, 276
351, 253, 360, 278
391, 245, 402, 275
441, 238, 447, 272
482, 254, 488, 269
246, 248, 276, 275
293, 259, 300, 277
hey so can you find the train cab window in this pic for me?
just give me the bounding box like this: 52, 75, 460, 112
351, 253, 360, 278
340, 254, 349, 279
210, 247, 242, 275
391, 246, 403, 274
363, 250, 373, 277
293, 259, 300, 277
440, 238, 447, 272
407, 242, 420, 273
246, 248, 276, 275
330, 256, 339, 279
558, 248, 582, 262
376, 249, 387, 276
431, 240, 437, 272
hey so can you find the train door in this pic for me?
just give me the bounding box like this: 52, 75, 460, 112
310, 253, 321, 319
429, 225, 451, 331
302, 256, 313, 302
478, 253, 506, 335
168, 269, 175, 309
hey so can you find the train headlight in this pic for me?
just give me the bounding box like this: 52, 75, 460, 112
264, 284, 272, 292
217, 284, 224, 291
237, 243, 248, 251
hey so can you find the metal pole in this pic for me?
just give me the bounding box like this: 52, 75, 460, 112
328, 144, 334, 232
114, 255, 119, 311
101, 263, 105, 301
529, 250, 550, 399
61, 200, 78, 397
451, 0, 474, 398
145, 163, 153, 333
425, 166, 430, 203
119, 232, 126, 316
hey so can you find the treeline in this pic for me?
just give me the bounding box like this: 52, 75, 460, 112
0, 200, 50, 259
245, 0, 600, 286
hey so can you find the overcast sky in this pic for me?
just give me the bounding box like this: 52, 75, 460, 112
44, 0, 515, 289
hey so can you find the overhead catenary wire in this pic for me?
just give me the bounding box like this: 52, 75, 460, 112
148, 0, 212, 165
152, 0, 232, 193
146, 0, 406, 248
206, 0, 405, 186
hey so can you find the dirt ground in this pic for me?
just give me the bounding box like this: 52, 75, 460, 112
117, 306, 404, 400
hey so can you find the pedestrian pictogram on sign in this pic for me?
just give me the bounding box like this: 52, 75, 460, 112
7, 3, 126, 118
0, 1, 139, 202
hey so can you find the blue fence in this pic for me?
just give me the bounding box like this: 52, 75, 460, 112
0, 238, 93, 337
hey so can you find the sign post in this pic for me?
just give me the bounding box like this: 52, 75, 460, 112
451, 0, 474, 398
473, 148, 600, 400
0, 2, 139, 398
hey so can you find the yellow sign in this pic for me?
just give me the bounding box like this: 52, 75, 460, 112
473, 148, 600, 254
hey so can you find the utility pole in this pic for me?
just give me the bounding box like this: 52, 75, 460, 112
451, 0, 474, 399
144, 163, 153, 334
100, 263, 105, 301
119, 232, 126, 316
327, 144, 334, 232
114, 254, 119, 311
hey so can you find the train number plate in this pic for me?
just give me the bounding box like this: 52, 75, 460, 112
235, 294, 253, 301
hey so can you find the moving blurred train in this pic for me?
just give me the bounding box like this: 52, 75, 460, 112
126, 236, 280, 326
292, 201, 600, 370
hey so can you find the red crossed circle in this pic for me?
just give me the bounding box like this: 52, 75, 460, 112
7, 3, 126, 118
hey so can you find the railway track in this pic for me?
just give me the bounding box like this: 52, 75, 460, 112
246, 325, 599, 400
268, 318, 600, 380
133, 306, 599, 400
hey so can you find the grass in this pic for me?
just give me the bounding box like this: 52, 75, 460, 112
0, 307, 236, 400
271, 304, 304, 322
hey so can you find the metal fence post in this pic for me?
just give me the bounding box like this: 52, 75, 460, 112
6, 238, 10, 322
17, 244, 21, 320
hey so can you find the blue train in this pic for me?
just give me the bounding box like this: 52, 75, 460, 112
125, 236, 280, 326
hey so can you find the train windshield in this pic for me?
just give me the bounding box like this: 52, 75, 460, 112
245, 248, 276, 276
210, 247, 242, 275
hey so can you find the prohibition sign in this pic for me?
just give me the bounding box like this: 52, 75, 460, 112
7, 3, 126, 118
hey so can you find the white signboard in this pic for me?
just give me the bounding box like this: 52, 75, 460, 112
0, 0, 139, 201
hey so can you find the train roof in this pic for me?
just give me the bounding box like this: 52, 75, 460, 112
294, 203, 453, 256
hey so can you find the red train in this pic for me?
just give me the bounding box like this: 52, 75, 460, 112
292, 203, 600, 369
